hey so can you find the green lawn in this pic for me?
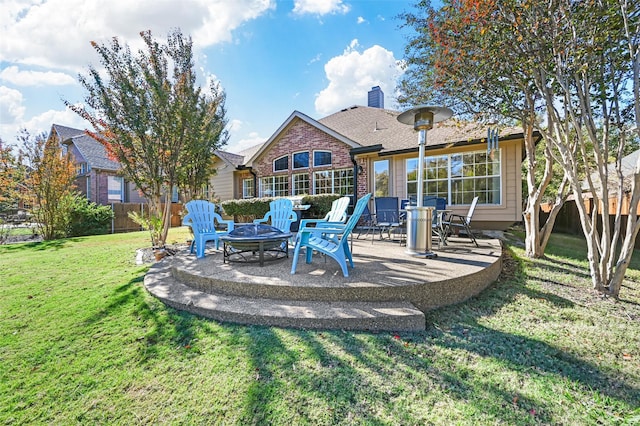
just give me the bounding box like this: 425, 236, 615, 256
1, 229, 638, 425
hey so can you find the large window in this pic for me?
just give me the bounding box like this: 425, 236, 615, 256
373, 159, 389, 197
274, 155, 288, 172
313, 151, 332, 167
259, 175, 289, 197
313, 168, 354, 195
242, 178, 254, 198
293, 152, 309, 169
406, 149, 501, 205
292, 173, 309, 195
107, 176, 123, 202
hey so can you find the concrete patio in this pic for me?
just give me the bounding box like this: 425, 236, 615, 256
144, 235, 503, 332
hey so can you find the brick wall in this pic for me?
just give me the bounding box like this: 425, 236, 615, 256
252, 118, 354, 187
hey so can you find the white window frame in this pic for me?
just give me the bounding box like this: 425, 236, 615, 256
313, 150, 332, 167
292, 151, 309, 170
313, 168, 353, 195
242, 178, 254, 199
292, 173, 310, 196
273, 155, 288, 172
107, 175, 123, 202
405, 148, 502, 205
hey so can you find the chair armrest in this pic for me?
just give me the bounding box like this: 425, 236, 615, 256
219, 219, 235, 232
253, 217, 269, 224
182, 213, 192, 226
299, 225, 346, 235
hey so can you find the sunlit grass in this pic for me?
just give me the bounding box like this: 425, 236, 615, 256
1, 228, 638, 424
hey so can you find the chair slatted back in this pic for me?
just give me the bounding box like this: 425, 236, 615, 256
266, 198, 297, 232
324, 196, 350, 222
374, 197, 400, 224
184, 200, 220, 233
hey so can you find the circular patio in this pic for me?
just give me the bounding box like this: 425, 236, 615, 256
144, 236, 503, 331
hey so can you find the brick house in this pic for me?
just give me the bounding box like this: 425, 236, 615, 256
49, 124, 146, 205
210, 105, 538, 230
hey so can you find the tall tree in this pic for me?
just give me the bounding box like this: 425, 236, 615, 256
400, 0, 569, 259
401, 0, 640, 297
18, 131, 76, 240
0, 139, 26, 214
68, 29, 228, 248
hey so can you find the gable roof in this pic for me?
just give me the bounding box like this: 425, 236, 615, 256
318, 105, 527, 155
51, 124, 85, 142
584, 148, 639, 193
245, 110, 360, 166
51, 124, 120, 171
214, 149, 245, 168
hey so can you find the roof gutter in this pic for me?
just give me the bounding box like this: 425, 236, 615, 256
379, 131, 540, 157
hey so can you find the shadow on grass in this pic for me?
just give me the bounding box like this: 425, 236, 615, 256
0, 237, 86, 252
87, 243, 637, 423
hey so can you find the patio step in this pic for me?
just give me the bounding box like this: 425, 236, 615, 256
144, 263, 426, 331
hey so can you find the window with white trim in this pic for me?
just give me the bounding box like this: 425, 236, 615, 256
273, 156, 288, 172
107, 176, 123, 201
406, 149, 501, 205
313, 151, 332, 167
242, 178, 254, 198
292, 173, 309, 195
313, 168, 353, 195
374, 159, 389, 197
293, 151, 309, 169
259, 175, 289, 197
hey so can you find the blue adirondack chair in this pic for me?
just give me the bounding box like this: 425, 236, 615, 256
291, 193, 372, 277
253, 198, 298, 233
182, 200, 235, 258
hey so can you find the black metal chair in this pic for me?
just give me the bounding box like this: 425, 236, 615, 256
443, 196, 479, 247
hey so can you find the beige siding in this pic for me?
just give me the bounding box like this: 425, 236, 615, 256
210, 157, 235, 202
364, 138, 524, 229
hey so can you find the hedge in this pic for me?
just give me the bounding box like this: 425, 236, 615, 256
221, 194, 343, 223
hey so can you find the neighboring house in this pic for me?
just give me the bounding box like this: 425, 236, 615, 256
49, 124, 146, 205
211, 97, 538, 230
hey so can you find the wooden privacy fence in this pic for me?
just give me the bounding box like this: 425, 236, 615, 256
540, 195, 640, 249
111, 203, 184, 233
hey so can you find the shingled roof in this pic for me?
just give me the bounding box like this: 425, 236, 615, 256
52, 124, 120, 171
318, 105, 526, 154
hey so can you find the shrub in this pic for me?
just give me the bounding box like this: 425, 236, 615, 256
66, 195, 114, 237
221, 194, 343, 222
302, 194, 342, 218
221, 197, 273, 223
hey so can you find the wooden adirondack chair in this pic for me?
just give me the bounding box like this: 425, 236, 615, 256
291, 193, 372, 277
182, 200, 234, 258
253, 198, 298, 233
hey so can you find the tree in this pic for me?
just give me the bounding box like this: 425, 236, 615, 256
400, 0, 569, 259
0, 138, 26, 214
401, 0, 640, 297
68, 29, 228, 248
18, 130, 76, 240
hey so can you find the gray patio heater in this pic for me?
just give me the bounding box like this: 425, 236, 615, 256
397, 105, 453, 257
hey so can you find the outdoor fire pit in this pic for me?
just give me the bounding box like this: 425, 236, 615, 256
220, 224, 292, 266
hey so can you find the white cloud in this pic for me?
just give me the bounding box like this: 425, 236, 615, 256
292, 0, 350, 15
357, 16, 366, 24
0, 0, 276, 72
227, 131, 265, 154
228, 119, 243, 132
314, 40, 404, 116
0, 86, 25, 124
0, 66, 76, 86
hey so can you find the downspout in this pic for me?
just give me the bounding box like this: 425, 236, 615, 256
237, 165, 258, 198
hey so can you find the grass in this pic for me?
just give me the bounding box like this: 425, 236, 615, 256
1, 228, 638, 425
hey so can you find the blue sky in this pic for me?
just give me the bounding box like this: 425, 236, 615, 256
0, 0, 416, 153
